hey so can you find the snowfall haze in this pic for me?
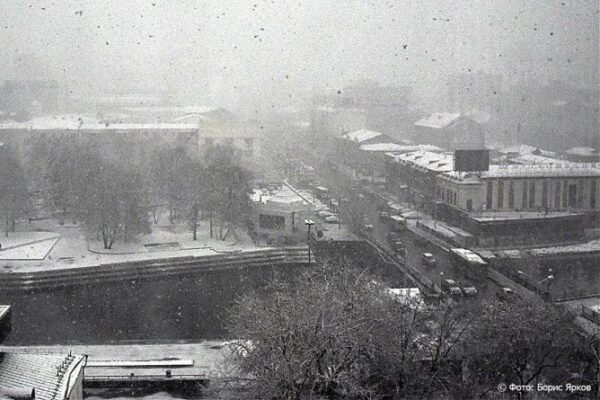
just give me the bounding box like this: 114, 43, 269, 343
0, 0, 597, 112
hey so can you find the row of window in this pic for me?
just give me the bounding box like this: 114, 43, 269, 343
485, 179, 597, 210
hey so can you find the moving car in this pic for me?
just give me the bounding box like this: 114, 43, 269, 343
441, 279, 463, 299
421, 253, 437, 267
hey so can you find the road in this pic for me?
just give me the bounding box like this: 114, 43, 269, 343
284, 142, 500, 301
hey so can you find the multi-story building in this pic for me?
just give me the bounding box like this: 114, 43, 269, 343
435, 163, 600, 246
413, 113, 484, 150
385, 150, 453, 207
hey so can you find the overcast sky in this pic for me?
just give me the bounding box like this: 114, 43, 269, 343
0, 0, 597, 106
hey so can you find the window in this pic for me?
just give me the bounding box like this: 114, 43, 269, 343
497, 180, 504, 209
542, 179, 548, 209
466, 199, 473, 212
522, 181, 528, 209
453, 191, 457, 205
447, 189, 451, 203
508, 181, 514, 209
529, 180, 536, 209
577, 179, 584, 207
554, 181, 561, 209
486, 181, 493, 209
562, 180, 568, 208
592, 180, 597, 209
259, 214, 285, 230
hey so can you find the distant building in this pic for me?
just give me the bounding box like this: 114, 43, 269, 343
413, 113, 484, 150
0, 80, 65, 117
563, 147, 600, 163
310, 107, 367, 137
196, 110, 263, 168
385, 150, 454, 207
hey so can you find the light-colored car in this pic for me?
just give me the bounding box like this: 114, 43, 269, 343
325, 215, 341, 224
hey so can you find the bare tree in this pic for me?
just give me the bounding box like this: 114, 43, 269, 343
225, 260, 472, 399
464, 300, 579, 399
0, 147, 31, 236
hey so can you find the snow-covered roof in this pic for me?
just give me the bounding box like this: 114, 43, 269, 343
251, 182, 312, 208
0, 350, 85, 400
511, 154, 571, 165
529, 240, 600, 256
414, 113, 461, 129
496, 144, 537, 155
390, 150, 454, 172
124, 105, 217, 114
565, 147, 598, 157
343, 129, 382, 143
364, 143, 444, 153
481, 163, 600, 179
0, 115, 197, 131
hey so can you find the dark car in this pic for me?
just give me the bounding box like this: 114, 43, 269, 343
378, 211, 390, 221
497, 287, 516, 302
387, 231, 401, 244
421, 253, 437, 267
394, 247, 407, 258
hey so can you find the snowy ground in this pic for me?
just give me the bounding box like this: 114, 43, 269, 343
0, 213, 261, 271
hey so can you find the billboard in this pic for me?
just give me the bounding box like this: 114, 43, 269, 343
454, 149, 490, 172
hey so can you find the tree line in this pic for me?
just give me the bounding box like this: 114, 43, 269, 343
223, 261, 599, 399
0, 140, 251, 248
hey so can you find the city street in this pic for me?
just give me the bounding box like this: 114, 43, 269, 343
288, 143, 500, 300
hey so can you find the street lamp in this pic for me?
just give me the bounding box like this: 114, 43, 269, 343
304, 219, 314, 267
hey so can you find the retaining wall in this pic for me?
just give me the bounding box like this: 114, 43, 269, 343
0, 247, 310, 293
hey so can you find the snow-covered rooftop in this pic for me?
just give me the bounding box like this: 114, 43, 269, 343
363, 143, 443, 153
343, 129, 382, 143
414, 113, 461, 129
510, 153, 573, 165
0, 115, 197, 131
251, 182, 312, 208
565, 147, 598, 157
390, 150, 454, 172
529, 240, 600, 256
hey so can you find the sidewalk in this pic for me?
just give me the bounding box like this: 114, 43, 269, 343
406, 220, 453, 252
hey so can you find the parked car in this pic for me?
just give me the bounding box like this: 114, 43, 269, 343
497, 287, 516, 302
441, 279, 461, 295
330, 198, 339, 208
387, 231, 401, 244
421, 253, 437, 267
447, 286, 463, 299
317, 210, 335, 219
378, 211, 390, 221
325, 215, 341, 224
461, 285, 478, 297
363, 223, 374, 232
394, 247, 407, 258
391, 239, 404, 251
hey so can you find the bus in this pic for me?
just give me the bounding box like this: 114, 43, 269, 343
449, 248, 488, 281
315, 186, 330, 201
388, 215, 407, 232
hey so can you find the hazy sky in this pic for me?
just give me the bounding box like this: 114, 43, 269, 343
0, 0, 597, 106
